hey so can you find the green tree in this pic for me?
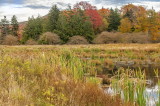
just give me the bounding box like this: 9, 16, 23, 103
11, 15, 19, 36
107, 8, 121, 32
56, 10, 94, 42
55, 14, 70, 42
0, 16, 10, 37
22, 16, 43, 42
47, 5, 60, 32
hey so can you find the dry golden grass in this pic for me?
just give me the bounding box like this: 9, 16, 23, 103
0, 44, 159, 105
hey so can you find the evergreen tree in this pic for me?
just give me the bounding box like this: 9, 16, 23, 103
47, 5, 60, 32
0, 16, 10, 37
55, 14, 70, 42
23, 16, 43, 42
107, 8, 121, 32
56, 10, 94, 42
11, 15, 19, 36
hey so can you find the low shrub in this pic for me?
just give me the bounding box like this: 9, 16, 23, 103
67, 36, 89, 45
131, 32, 151, 44
2, 35, 19, 45
39, 32, 61, 45
0, 34, 3, 44
26, 39, 38, 45
93, 32, 151, 44
93, 32, 118, 44
116, 33, 131, 43
151, 36, 160, 43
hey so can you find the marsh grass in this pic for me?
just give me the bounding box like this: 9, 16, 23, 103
111, 68, 147, 105
0, 46, 126, 106
155, 69, 160, 106
1, 44, 160, 105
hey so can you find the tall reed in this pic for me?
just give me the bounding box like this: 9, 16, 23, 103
111, 68, 146, 105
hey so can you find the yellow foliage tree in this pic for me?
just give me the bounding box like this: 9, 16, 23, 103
134, 16, 148, 32
97, 8, 110, 32
147, 9, 160, 40
119, 18, 132, 33
98, 18, 109, 32
121, 4, 147, 32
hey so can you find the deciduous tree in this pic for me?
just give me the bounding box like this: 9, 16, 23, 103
74, 1, 103, 32
147, 9, 160, 40
119, 18, 132, 33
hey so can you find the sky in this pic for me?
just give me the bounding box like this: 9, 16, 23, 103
0, 0, 160, 22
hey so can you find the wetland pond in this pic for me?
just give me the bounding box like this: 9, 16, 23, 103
104, 63, 160, 106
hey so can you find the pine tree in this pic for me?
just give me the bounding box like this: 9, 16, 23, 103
23, 16, 43, 42
0, 16, 10, 37
56, 10, 94, 42
107, 8, 121, 32
47, 5, 60, 32
55, 13, 69, 42
11, 15, 19, 36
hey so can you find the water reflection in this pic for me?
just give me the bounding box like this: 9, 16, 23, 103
106, 68, 160, 106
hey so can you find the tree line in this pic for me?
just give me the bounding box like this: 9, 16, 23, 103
0, 15, 19, 37
1, 2, 160, 44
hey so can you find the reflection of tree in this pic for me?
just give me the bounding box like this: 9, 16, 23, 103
146, 78, 158, 88
145, 66, 160, 88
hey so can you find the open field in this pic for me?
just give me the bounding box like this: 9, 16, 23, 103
0, 44, 160, 105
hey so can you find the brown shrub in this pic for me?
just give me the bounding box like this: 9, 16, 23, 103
39, 32, 61, 45
3, 35, 19, 45
45, 79, 124, 106
93, 32, 118, 44
26, 39, 38, 45
0, 34, 3, 44
151, 36, 160, 43
116, 33, 132, 43
93, 31, 151, 44
131, 32, 151, 43
67, 36, 89, 45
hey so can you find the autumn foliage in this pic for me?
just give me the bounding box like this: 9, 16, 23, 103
74, 2, 103, 30
2, 2, 160, 45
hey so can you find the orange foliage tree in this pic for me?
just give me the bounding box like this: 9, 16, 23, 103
98, 8, 110, 32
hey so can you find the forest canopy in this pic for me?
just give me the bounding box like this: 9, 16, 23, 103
1, 2, 160, 45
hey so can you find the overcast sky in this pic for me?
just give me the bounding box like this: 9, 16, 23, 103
0, 0, 160, 22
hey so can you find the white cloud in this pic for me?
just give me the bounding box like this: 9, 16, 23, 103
136, 1, 160, 11
0, 0, 160, 22
0, 3, 49, 22
0, 0, 92, 22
